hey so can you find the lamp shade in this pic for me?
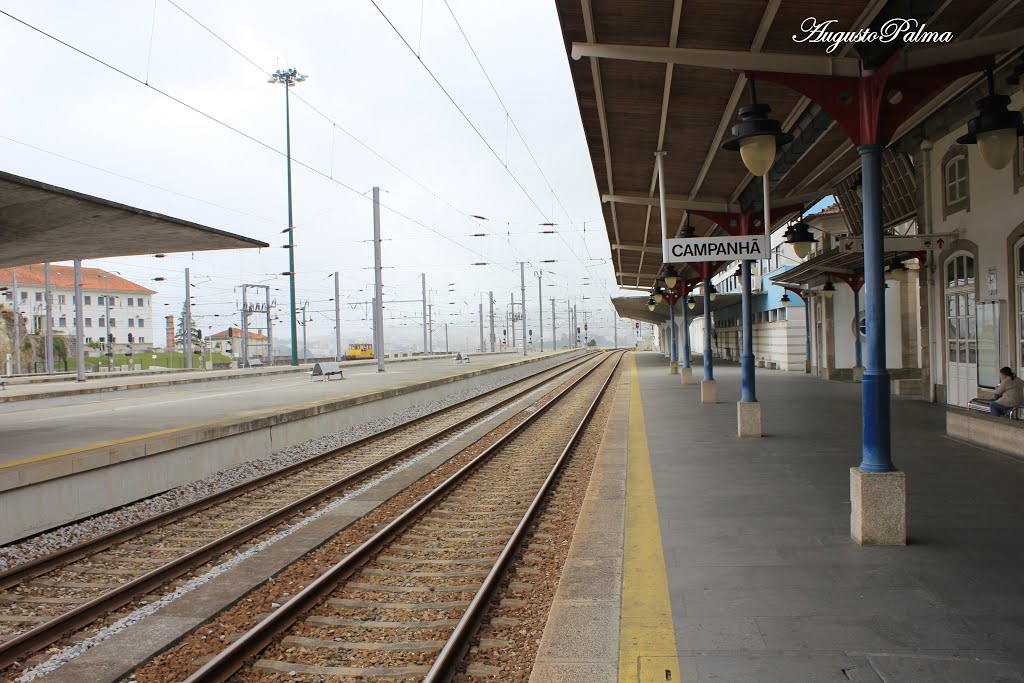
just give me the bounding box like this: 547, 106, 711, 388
780, 293, 791, 307
721, 77, 792, 176
784, 220, 818, 260
687, 296, 696, 310
653, 291, 664, 304
823, 281, 835, 299
739, 135, 777, 177
978, 128, 1017, 170
956, 70, 1023, 171
647, 298, 656, 311
664, 274, 678, 289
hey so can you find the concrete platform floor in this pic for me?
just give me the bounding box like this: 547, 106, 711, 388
545, 352, 1024, 682
643, 351, 1024, 681
0, 353, 546, 464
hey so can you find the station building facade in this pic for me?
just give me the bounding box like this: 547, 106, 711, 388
0, 265, 155, 353
660, 67, 1024, 410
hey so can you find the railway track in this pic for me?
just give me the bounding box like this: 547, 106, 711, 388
181, 349, 625, 683
0, 351, 597, 671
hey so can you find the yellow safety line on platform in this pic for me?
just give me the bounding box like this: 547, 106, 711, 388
620, 355, 682, 683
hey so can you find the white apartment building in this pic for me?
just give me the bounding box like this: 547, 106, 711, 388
0, 264, 155, 353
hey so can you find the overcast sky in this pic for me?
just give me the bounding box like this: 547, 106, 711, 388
1, 0, 634, 352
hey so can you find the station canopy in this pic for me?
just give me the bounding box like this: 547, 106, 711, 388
0, 171, 268, 268
553, 0, 1024, 289
613, 292, 740, 324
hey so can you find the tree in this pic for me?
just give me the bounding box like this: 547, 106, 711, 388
174, 304, 201, 350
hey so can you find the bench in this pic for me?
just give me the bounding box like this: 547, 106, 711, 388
309, 361, 344, 382
968, 398, 1024, 420
246, 357, 264, 368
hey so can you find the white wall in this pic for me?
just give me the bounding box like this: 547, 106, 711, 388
826, 280, 904, 370
2, 286, 155, 349
925, 99, 1024, 401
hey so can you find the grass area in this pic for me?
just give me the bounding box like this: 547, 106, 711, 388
72, 350, 233, 370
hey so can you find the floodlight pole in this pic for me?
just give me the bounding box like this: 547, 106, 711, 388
269, 67, 306, 367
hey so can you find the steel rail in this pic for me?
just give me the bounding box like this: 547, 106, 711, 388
424, 349, 624, 682
0, 351, 594, 670
0, 351, 590, 587
183, 350, 624, 683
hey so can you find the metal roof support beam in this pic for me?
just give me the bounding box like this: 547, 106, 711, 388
572, 28, 1024, 76
579, 0, 622, 279
612, 243, 662, 254
603, 191, 826, 214
571, 43, 864, 77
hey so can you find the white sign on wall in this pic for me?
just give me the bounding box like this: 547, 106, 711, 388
665, 235, 767, 263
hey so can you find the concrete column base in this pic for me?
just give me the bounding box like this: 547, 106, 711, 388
737, 401, 762, 437
700, 380, 717, 404
679, 367, 693, 385
670, 361, 678, 375
850, 467, 906, 546
852, 366, 865, 383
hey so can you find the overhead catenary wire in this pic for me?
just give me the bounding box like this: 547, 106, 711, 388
0, 7, 514, 273
3, 6, 621, 337
367, 0, 552, 223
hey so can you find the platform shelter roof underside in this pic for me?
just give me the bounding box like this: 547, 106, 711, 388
0, 171, 269, 268
552, 0, 1024, 289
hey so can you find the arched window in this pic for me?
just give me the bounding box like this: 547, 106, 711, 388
942, 144, 970, 219
945, 252, 977, 406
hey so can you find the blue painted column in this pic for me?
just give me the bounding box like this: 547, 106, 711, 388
858, 144, 893, 473
703, 277, 714, 381
740, 260, 756, 402
668, 302, 678, 364
853, 285, 863, 368
681, 299, 691, 368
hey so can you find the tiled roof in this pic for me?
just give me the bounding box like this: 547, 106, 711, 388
812, 203, 842, 216
210, 327, 268, 341
0, 264, 155, 293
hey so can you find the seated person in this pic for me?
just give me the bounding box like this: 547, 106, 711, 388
990, 366, 1024, 417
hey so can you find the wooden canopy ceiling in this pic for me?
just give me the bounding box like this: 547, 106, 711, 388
554, 0, 1024, 289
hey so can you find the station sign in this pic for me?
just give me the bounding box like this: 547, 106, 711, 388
664, 235, 767, 263
838, 236, 947, 253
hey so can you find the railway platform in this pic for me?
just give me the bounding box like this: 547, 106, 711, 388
535, 352, 1024, 682
0, 350, 575, 543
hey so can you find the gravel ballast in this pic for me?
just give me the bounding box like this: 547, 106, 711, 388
0, 355, 576, 574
